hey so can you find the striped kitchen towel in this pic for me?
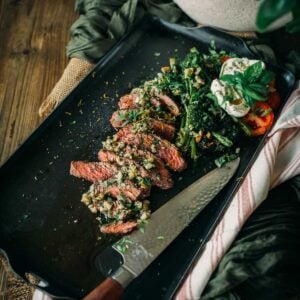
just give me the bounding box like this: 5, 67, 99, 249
176, 85, 300, 299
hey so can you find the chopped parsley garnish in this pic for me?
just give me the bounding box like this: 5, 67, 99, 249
115, 237, 134, 253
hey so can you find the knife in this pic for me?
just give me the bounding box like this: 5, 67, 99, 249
84, 158, 240, 300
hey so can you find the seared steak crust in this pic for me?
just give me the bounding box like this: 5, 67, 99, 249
157, 94, 180, 116
118, 94, 139, 110
117, 126, 187, 172
100, 221, 138, 234
110, 112, 175, 141
70, 161, 117, 183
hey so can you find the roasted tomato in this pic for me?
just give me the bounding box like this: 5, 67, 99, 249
242, 102, 274, 137
220, 55, 231, 64
267, 91, 281, 111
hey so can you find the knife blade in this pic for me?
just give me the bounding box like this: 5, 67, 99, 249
84, 158, 239, 300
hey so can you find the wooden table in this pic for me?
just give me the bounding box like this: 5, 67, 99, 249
0, 0, 76, 165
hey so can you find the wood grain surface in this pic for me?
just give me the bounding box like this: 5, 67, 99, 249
0, 0, 76, 165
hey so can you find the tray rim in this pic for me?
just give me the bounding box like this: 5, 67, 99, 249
0, 15, 296, 299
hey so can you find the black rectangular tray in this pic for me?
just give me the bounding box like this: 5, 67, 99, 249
0, 16, 294, 299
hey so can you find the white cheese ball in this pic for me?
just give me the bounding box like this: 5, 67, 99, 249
210, 58, 265, 117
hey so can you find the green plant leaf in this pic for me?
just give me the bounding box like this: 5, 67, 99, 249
233, 73, 244, 84
243, 87, 266, 101
220, 74, 237, 85
248, 83, 267, 94
244, 62, 263, 83
220, 73, 244, 87
256, 0, 298, 32
259, 70, 275, 86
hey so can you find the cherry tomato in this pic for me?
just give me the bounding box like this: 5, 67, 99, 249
267, 91, 281, 111
242, 102, 274, 137
220, 55, 231, 64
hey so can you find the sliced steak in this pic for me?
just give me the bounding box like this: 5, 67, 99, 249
118, 92, 180, 117
110, 110, 125, 128
91, 179, 151, 201
101, 143, 173, 189
98, 149, 173, 189
70, 161, 117, 183
125, 146, 174, 189
157, 94, 180, 116
110, 109, 140, 128
100, 221, 138, 234
150, 119, 175, 140
110, 112, 175, 140
118, 94, 140, 110
98, 150, 149, 178
116, 126, 187, 172
150, 97, 161, 107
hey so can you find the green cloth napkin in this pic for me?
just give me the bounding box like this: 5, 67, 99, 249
66, 0, 193, 63
66, 1, 300, 299
202, 175, 300, 300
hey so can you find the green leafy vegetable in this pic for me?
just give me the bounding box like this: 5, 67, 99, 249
245, 62, 264, 82
212, 132, 233, 147
256, 0, 300, 33
158, 46, 240, 162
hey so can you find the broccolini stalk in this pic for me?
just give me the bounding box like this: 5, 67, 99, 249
172, 46, 239, 163
176, 49, 206, 160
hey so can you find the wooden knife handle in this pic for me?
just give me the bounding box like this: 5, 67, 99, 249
83, 278, 124, 300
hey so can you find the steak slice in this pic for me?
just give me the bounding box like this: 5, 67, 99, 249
101, 141, 174, 189
116, 126, 187, 172
118, 94, 140, 110
110, 110, 124, 128
157, 94, 180, 116
110, 112, 175, 140
100, 221, 138, 234
98, 149, 173, 189
70, 161, 117, 183
110, 109, 140, 128
98, 150, 149, 179
118, 90, 180, 118
150, 97, 161, 107
150, 119, 175, 140
124, 146, 174, 189
91, 179, 151, 201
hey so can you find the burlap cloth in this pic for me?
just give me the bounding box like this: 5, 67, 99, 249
38, 57, 94, 119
